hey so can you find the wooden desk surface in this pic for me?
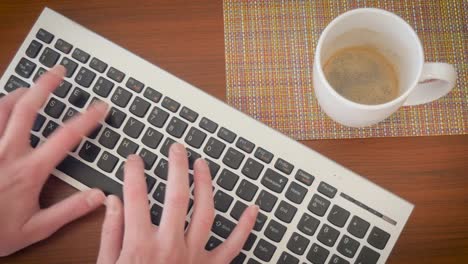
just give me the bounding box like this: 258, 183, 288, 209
0, 1, 467, 263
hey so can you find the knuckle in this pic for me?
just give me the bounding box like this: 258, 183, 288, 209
166, 192, 189, 209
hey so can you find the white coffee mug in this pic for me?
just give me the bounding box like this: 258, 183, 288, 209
313, 8, 457, 127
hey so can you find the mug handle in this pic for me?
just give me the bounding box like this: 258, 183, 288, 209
403, 63, 457, 106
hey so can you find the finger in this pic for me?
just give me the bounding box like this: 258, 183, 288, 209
22, 189, 105, 244
0, 88, 27, 137
186, 158, 214, 247
0, 65, 65, 154
29, 102, 108, 181
123, 155, 151, 238
211, 205, 259, 262
97, 195, 124, 264
159, 143, 190, 239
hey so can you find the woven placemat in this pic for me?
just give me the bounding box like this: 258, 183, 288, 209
223, 0, 467, 140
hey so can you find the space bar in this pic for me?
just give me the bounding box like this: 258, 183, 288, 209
57, 155, 123, 199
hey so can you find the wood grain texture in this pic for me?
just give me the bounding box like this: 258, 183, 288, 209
0, 1, 467, 263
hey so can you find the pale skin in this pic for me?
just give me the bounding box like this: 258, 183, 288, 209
0, 65, 259, 263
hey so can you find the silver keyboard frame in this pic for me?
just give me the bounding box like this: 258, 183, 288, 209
0, 8, 413, 264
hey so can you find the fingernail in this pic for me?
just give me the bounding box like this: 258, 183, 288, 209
49, 64, 66, 77
105, 195, 121, 214
252, 205, 260, 213
127, 154, 141, 162
86, 189, 105, 207
92, 101, 109, 114
170, 143, 185, 154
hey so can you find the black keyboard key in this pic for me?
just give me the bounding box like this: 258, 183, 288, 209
231, 253, 246, 264
123, 117, 144, 138
261, 168, 288, 193
59, 57, 78, 78
274, 158, 294, 175
285, 182, 307, 204
241, 158, 264, 180
179, 106, 198, 123
254, 212, 268, 231
54, 39, 73, 54
236, 179, 258, 202
105, 107, 127, 128
111, 87, 132, 108
36, 29, 54, 43
150, 203, 163, 225
297, 213, 320, 236
126, 77, 144, 93
26, 40, 42, 58
306, 243, 329, 264
117, 138, 139, 158
367, 226, 390, 250
348, 216, 370, 239
75, 67, 96, 88
139, 148, 157, 170
15, 58, 36, 78
0, 93, 4, 98
274, 200, 297, 223
44, 97, 65, 118
295, 169, 314, 186
72, 48, 90, 63
90, 57, 108, 73
97, 151, 119, 173
317, 224, 340, 247
33, 67, 47, 82
277, 252, 299, 264
57, 155, 123, 199
39, 48, 60, 68
160, 137, 176, 157
107, 67, 125, 83
222, 147, 245, 169
141, 127, 163, 149
243, 233, 257, 251
205, 236, 222, 251
217, 127, 236, 143
287, 232, 310, 255
318, 181, 337, 198
204, 137, 225, 159
4, 75, 30, 92
129, 97, 150, 117
62, 107, 78, 122
166, 116, 188, 138
143, 87, 162, 103
146, 176, 157, 193
33, 114, 46, 132
184, 127, 206, 148
199, 117, 218, 133
154, 158, 168, 180
79, 141, 101, 162
69, 87, 90, 108
236, 137, 255, 153
88, 124, 102, 139
99, 127, 121, 149
161, 96, 180, 112
205, 158, 220, 179
230, 200, 247, 220
217, 169, 239, 191
308, 194, 331, 217
355, 247, 380, 264
148, 106, 169, 128
265, 219, 286, 242
54, 79, 72, 98
152, 182, 166, 203
328, 205, 350, 228
30, 134, 40, 148
214, 190, 233, 212
186, 148, 201, 170
212, 215, 235, 239
93, 77, 114, 97
255, 190, 277, 212
329, 255, 349, 264
254, 147, 273, 164
42, 120, 59, 138
254, 239, 276, 262
337, 235, 359, 258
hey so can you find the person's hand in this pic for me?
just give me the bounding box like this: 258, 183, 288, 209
97, 144, 259, 264
0, 65, 108, 256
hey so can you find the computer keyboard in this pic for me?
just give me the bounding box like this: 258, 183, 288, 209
0, 8, 414, 264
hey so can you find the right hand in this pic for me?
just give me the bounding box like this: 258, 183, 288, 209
97, 143, 259, 264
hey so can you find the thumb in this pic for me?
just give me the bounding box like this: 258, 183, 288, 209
97, 195, 124, 264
